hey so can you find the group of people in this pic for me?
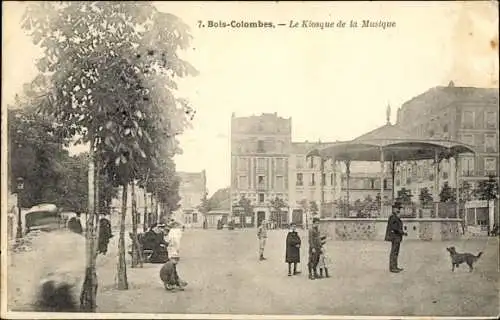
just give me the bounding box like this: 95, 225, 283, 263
257, 217, 330, 279
256, 200, 408, 278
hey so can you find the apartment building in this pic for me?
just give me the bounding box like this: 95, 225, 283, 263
395, 82, 499, 199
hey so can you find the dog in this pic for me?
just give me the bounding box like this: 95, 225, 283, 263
446, 246, 483, 272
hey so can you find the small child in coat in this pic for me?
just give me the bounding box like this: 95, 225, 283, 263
317, 235, 330, 278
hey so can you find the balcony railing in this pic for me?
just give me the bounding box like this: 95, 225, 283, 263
256, 183, 267, 191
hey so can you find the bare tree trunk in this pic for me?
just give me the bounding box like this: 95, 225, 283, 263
131, 182, 139, 268
153, 195, 159, 224
117, 184, 128, 290
80, 150, 98, 311
143, 189, 147, 232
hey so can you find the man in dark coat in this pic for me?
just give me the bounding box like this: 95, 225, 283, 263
385, 202, 407, 273
308, 217, 322, 280
285, 222, 301, 276
98, 214, 113, 255
67, 213, 83, 235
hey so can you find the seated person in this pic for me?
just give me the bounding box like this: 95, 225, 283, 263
142, 223, 168, 263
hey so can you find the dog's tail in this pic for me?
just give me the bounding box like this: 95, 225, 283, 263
476, 252, 483, 259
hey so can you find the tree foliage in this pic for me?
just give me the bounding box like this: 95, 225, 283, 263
419, 187, 433, 206
396, 188, 413, 205
21, 1, 197, 307
238, 196, 254, 216
270, 196, 287, 213
439, 182, 454, 203
475, 176, 499, 201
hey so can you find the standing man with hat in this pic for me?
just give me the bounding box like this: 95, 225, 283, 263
385, 201, 407, 273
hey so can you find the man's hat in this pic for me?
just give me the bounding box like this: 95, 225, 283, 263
320, 235, 327, 240
312, 217, 320, 223
392, 201, 402, 209
170, 252, 179, 259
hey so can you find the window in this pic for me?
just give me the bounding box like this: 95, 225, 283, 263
461, 157, 475, 176
485, 134, 497, 153
258, 193, 265, 203
257, 140, 265, 153
330, 173, 334, 186
310, 173, 316, 186
258, 176, 265, 184
461, 134, 474, 146
276, 176, 284, 190
193, 213, 198, 223
238, 176, 248, 189
257, 158, 266, 170
322, 173, 326, 186
443, 124, 448, 133
484, 158, 497, 175
462, 111, 474, 129
383, 179, 388, 189
485, 111, 497, 129
370, 178, 375, 189
237, 157, 247, 171
296, 173, 303, 186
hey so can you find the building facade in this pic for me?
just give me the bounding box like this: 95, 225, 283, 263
395, 82, 499, 201
230, 113, 387, 227
230, 112, 292, 227
177, 171, 207, 228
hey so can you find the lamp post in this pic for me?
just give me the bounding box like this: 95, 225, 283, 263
16, 177, 24, 239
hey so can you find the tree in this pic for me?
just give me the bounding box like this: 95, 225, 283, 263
475, 176, 499, 201
237, 195, 253, 227
22, 1, 197, 310
439, 182, 454, 203
208, 187, 230, 210
309, 201, 319, 216
419, 187, 433, 206
269, 197, 287, 227
396, 188, 413, 205
459, 180, 474, 203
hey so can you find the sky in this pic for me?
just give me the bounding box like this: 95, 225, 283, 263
2, 1, 499, 196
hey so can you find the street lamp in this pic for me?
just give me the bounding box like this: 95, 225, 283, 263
16, 177, 24, 239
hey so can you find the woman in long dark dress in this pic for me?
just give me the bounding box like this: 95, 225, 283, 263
285, 222, 301, 276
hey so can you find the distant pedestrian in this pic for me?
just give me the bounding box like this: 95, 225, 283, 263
257, 219, 268, 261
67, 213, 83, 235
384, 201, 407, 273
285, 222, 301, 276
307, 217, 322, 280
317, 236, 330, 278
159, 253, 188, 292
97, 213, 113, 255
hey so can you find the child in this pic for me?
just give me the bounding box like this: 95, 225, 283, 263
159, 253, 188, 292
317, 235, 330, 278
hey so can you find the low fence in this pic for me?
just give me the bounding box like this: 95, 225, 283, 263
321, 201, 465, 219
319, 217, 464, 241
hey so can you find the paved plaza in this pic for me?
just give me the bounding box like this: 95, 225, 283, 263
90, 229, 499, 317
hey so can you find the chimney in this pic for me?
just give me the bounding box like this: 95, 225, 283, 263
448, 80, 455, 87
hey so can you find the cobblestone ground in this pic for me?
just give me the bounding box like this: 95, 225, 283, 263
93, 229, 499, 317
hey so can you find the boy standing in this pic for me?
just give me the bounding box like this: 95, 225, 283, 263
257, 219, 268, 261
317, 235, 330, 278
